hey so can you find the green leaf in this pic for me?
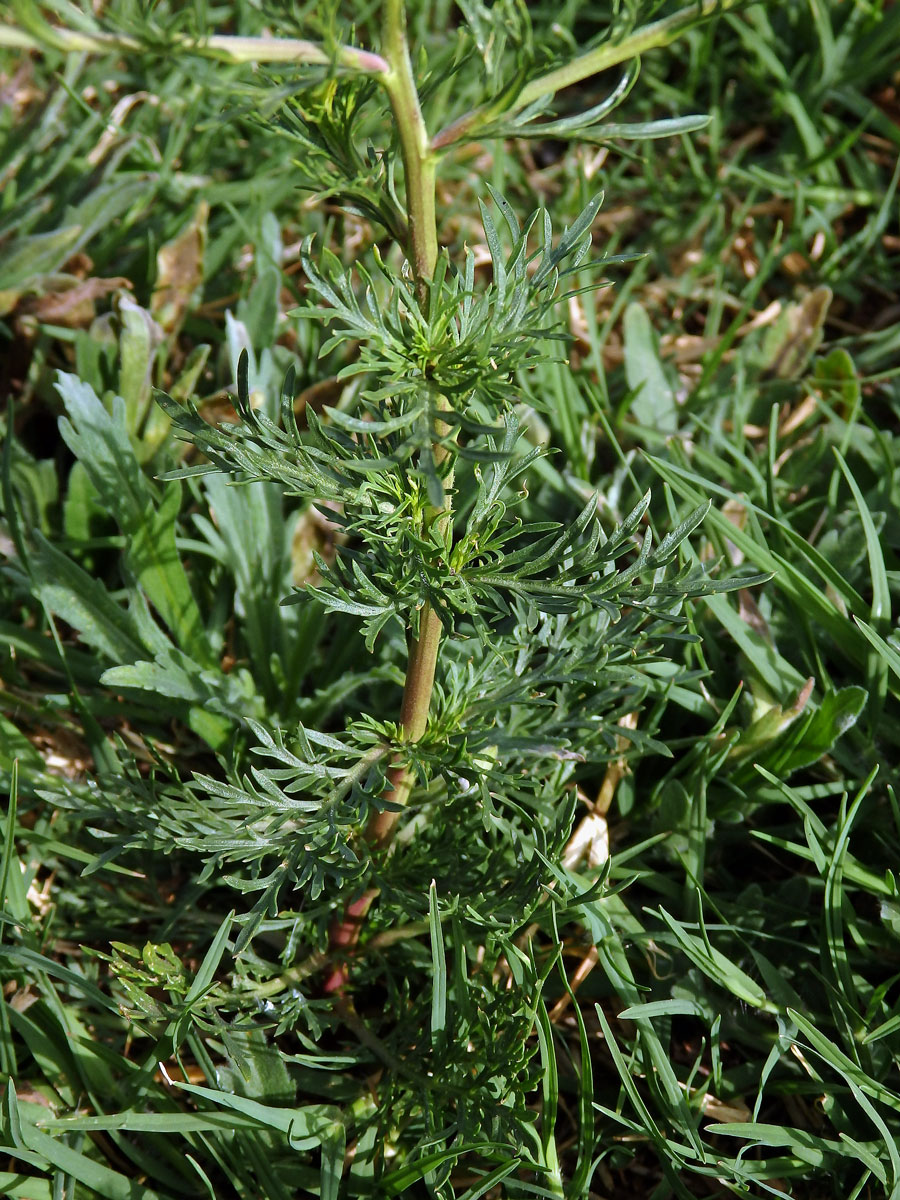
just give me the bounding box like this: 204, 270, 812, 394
428, 880, 447, 1039
161, 1070, 341, 1149
3, 1080, 164, 1200
854, 618, 900, 683
656, 906, 779, 1013
623, 302, 678, 433
0, 227, 82, 302
31, 532, 147, 663
703, 1122, 844, 1168
618, 999, 707, 1020
0, 719, 43, 774
578, 114, 710, 142
184, 913, 233, 1006
774, 686, 867, 775
100, 647, 261, 722
55, 374, 208, 660
787, 1008, 900, 1109
0, 1173, 53, 1200
379, 1144, 510, 1196
117, 299, 161, 441
814, 347, 860, 409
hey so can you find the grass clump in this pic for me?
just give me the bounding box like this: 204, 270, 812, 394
1, 1, 900, 1197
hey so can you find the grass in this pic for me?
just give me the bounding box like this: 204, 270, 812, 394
2, 1, 900, 1197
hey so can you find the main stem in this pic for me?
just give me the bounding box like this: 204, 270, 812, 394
367, 0, 445, 847
325, 1, 444, 986
381, 0, 438, 293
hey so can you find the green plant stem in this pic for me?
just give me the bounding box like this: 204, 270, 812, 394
327, 3, 448, 983
324, 2, 451, 984
380, 0, 438, 291
0, 23, 388, 73
367, 0, 445, 847
367, 609, 441, 827
431, 0, 744, 150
